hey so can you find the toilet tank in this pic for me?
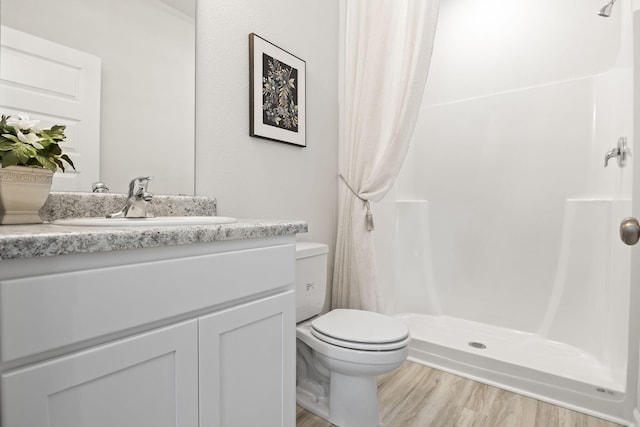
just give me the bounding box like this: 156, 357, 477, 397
295, 242, 328, 323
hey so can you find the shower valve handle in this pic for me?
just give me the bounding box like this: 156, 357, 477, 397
620, 217, 640, 246
604, 137, 630, 168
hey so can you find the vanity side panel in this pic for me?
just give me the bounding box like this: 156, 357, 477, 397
0, 243, 295, 363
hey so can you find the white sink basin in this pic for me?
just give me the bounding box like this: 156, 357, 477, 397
52, 216, 238, 227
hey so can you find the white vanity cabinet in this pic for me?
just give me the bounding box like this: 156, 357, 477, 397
1, 320, 200, 427
199, 290, 295, 426
0, 236, 297, 427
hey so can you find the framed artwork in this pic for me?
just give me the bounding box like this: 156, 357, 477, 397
249, 33, 306, 147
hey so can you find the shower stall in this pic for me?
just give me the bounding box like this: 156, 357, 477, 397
373, 0, 635, 422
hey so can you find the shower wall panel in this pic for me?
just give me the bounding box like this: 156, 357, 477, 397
404, 78, 595, 333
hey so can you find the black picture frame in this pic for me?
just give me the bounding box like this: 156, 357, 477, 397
249, 33, 306, 147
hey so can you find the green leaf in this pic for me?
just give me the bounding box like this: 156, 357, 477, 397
1, 134, 22, 144
34, 154, 58, 172
15, 142, 36, 159
0, 141, 16, 151
53, 157, 65, 172
60, 154, 75, 170
41, 127, 66, 142
0, 116, 9, 131
50, 125, 66, 134
0, 151, 19, 167
49, 144, 62, 155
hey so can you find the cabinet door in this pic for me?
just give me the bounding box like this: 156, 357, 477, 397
199, 291, 295, 427
1, 320, 198, 427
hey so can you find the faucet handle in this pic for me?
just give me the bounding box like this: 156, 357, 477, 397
91, 182, 110, 193
604, 137, 630, 168
107, 176, 154, 218
129, 176, 153, 196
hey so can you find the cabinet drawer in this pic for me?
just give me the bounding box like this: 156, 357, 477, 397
0, 243, 294, 362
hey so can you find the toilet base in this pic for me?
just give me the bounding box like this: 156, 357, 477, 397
329, 371, 380, 427
296, 387, 331, 421
296, 372, 380, 427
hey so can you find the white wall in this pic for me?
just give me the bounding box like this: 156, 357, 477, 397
423, 0, 621, 105
195, 1, 339, 270
1, 0, 195, 195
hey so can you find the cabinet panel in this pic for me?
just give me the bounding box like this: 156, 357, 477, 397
0, 243, 294, 362
1, 320, 198, 427
199, 291, 295, 427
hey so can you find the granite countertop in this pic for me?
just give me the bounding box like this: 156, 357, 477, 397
0, 219, 308, 260
0, 192, 308, 260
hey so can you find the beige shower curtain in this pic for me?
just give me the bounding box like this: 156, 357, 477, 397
332, 0, 440, 311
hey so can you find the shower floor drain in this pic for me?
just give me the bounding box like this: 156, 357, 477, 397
468, 342, 487, 349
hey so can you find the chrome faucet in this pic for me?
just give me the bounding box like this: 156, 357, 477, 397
107, 176, 154, 218
604, 137, 630, 167
91, 182, 110, 193
604, 147, 619, 167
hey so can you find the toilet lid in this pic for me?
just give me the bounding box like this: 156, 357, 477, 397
311, 309, 409, 351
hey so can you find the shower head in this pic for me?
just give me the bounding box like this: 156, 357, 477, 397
598, 0, 617, 17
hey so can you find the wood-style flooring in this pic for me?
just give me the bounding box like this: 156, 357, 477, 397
296, 361, 624, 427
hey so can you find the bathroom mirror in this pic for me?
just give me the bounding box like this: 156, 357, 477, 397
1, 0, 196, 195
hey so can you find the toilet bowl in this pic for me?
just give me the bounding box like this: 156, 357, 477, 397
295, 242, 409, 427
297, 311, 409, 427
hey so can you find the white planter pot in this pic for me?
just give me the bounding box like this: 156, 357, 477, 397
0, 166, 54, 225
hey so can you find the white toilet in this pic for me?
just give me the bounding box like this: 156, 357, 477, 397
295, 242, 410, 427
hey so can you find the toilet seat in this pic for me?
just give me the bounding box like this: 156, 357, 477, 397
310, 309, 410, 351
311, 328, 410, 351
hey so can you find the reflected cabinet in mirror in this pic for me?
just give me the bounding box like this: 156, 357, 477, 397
1, 0, 196, 195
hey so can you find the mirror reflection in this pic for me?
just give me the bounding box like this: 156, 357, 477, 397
1, 0, 196, 195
